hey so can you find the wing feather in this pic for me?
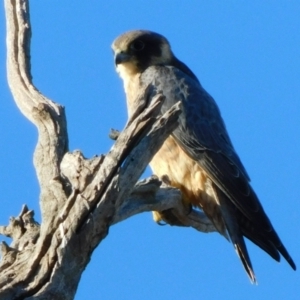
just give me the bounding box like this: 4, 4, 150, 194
140, 65, 296, 270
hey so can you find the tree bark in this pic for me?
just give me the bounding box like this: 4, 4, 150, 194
0, 0, 216, 299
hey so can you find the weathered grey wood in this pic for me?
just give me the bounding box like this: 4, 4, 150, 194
0, 0, 215, 299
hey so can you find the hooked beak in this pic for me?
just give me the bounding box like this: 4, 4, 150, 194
114, 52, 131, 66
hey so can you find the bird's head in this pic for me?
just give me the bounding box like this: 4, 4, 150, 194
112, 30, 174, 79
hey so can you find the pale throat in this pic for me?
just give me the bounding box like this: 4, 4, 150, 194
116, 63, 140, 93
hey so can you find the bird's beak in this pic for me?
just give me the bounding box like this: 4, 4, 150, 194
114, 52, 131, 66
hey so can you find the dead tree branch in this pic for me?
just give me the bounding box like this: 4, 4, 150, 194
0, 0, 215, 299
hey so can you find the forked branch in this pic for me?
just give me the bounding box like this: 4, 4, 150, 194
1, 1, 215, 299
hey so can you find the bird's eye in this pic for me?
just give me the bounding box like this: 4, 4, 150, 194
130, 40, 145, 51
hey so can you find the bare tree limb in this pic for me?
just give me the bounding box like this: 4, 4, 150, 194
5, 0, 69, 222
112, 176, 215, 234
1, 0, 215, 299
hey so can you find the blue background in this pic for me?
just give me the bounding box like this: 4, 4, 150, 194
0, 2, 299, 299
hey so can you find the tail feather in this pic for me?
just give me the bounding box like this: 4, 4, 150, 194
214, 185, 257, 283
235, 243, 257, 284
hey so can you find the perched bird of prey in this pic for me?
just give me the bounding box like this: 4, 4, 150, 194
112, 30, 296, 283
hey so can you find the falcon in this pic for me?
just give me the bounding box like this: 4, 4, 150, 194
112, 30, 296, 282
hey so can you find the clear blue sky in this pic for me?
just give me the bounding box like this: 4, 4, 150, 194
0, 1, 299, 299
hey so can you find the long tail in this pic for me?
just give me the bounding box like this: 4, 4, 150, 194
215, 186, 257, 283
